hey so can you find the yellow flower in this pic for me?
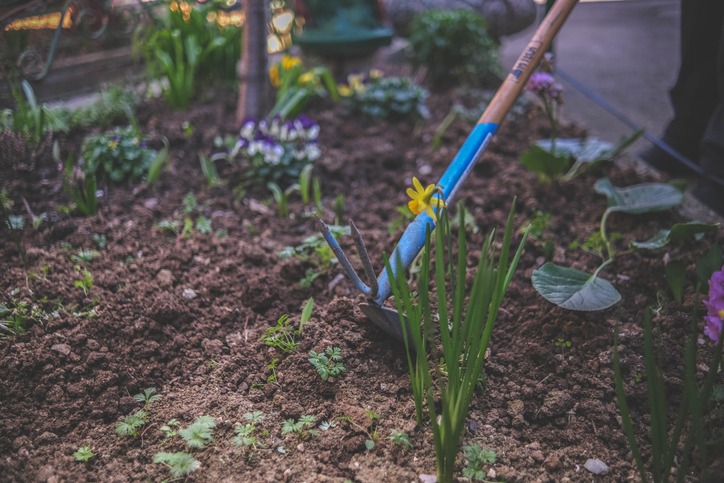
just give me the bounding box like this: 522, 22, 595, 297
281, 54, 301, 71
338, 85, 352, 97
269, 64, 281, 87
107, 140, 119, 150
299, 71, 314, 86
369, 69, 384, 79
406, 177, 446, 221
347, 74, 365, 93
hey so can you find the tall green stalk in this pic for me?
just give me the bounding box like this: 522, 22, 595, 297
386, 200, 528, 482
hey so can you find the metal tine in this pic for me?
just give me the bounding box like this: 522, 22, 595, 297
349, 219, 378, 298
314, 216, 375, 297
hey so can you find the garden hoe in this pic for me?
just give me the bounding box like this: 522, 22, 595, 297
316, 0, 579, 342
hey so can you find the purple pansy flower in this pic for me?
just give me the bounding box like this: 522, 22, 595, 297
703, 264, 724, 343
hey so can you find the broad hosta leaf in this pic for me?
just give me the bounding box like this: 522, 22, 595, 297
519, 144, 570, 178
532, 262, 621, 311
631, 222, 719, 250
594, 177, 683, 214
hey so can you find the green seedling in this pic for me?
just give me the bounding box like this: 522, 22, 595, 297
313, 177, 323, 212
318, 420, 337, 431
389, 429, 413, 450
73, 445, 95, 462
299, 164, 313, 205
338, 410, 380, 450
281, 415, 317, 440
153, 452, 200, 478
70, 249, 100, 264
308, 347, 346, 381
134, 387, 161, 411
199, 153, 222, 187
233, 411, 266, 449
555, 338, 571, 352
73, 267, 94, 295
160, 419, 181, 439
1, 190, 28, 267
260, 298, 313, 353
462, 444, 496, 481
333, 194, 345, 225
268, 181, 299, 218
115, 409, 148, 438
179, 415, 216, 449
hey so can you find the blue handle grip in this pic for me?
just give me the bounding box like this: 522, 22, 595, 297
373, 122, 498, 305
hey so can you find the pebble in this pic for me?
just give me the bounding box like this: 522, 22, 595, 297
584, 458, 609, 475
50, 344, 71, 356
419, 475, 437, 483
182, 288, 197, 299
544, 454, 561, 472
156, 269, 174, 288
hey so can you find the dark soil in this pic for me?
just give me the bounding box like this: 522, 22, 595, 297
1, 67, 723, 482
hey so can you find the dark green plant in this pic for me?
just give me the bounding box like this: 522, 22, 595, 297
308, 346, 346, 381
268, 182, 299, 218
347, 76, 429, 120
408, 9, 501, 87
73, 445, 95, 462
160, 419, 181, 439
58, 145, 98, 217
462, 444, 496, 481
614, 307, 724, 482
73, 267, 94, 296
153, 452, 200, 478
80, 126, 161, 184
386, 202, 527, 483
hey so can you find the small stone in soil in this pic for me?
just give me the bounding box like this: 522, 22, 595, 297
182, 288, 197, 299
584, 458, 609, 475
419, 474, 436, 483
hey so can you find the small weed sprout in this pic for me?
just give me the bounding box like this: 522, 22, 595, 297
281, 415, 317, 440
179, 415, 216, 449
462, 444, 497, 481
160, 419, 180, 439
73, 445, 95, 462
115, 409, 148, 438
261, 298, 313, 353
308, 347, 346, 381
73, 267, 93, 295
318, 420, 337, 431
389, 429, 413, 450
555, 338, 572, 352
70, 249, 100, 264
233, 412, 265, 449
133, 387, 161, 410
153, 452, 200, 478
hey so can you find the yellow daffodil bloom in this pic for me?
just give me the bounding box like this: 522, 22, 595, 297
299, 71, 314, 86
269, 64, 281, 87
406, 177, 446, 220
369, 69, 384, 79
281, 54, 301, 71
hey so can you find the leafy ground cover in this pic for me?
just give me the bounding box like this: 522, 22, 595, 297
1, 65, 723, 482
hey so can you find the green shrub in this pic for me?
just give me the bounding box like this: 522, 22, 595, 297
347, 76, 429, 120
66, 86, 139, 130
408, 9, 501, 88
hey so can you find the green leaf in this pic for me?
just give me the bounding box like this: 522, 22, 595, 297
696, 243, 723, 287
631, 222, 719, 250
594, 178, 683, 214
665, 260, 686, 303
532, 262, 621, 311
519, 144, 570, 179
146, 137, 169, 184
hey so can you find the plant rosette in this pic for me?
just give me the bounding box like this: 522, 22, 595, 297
231, 115, 321, 189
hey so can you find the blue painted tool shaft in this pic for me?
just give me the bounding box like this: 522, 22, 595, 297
373, 122, 498, 305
